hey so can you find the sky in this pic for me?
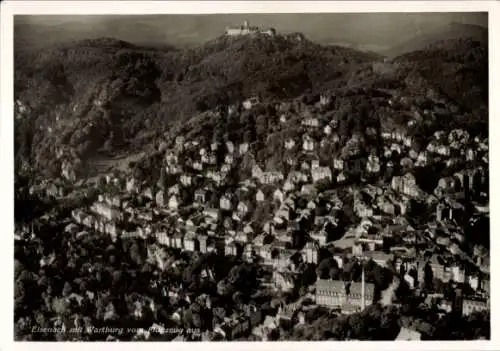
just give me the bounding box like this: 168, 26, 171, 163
15, 13, 488, 53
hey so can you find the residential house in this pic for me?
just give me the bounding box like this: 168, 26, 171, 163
273, 271, 295, 293
252, 165, 264, 179
302, 117, 319, 128
260, 171, 284, 185
239, 143, 249, 155
192, 161, 203, 171
303, 241, 319, 264
273, 189, 284, 205
168, 195, 179, 211
366, 155, 381, 174
285, 139, 296, 150
256, 190, 265, 202
90, 202, 121, 222
324, 125, 332, 135
362, 251, 394, 268
237, 201, 250, 217
391, 173, 422, 198
242, 96, 259, 110
194, 189, 207, 204
220, 194, 234, 211
226, 141, 235, 154
462, 298, 489, 316
224, 154, 234, 165
397, 328, 422, 341
203, 208, 219, 222
180, 174, 192, 187
173, 232, 184, 249
333, 158, 344, 171
183, 233, 199, 252
302, 135, 315, 152
337, 172, 347, 184
126, 178, 139, 194
225, 241, 240, 256
312, 166, 333, 183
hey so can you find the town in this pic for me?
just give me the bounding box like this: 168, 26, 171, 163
16, 88, 490, 341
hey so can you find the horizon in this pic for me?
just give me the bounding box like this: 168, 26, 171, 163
15, 13, 487, 53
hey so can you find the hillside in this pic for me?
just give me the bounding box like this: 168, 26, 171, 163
14, 33, 381, 178
14, 33, 488, 184
383, 22, 487, 58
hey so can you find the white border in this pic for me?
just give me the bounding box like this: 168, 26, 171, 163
1, 1, 499, 351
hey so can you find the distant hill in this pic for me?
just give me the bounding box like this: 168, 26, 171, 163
383, 22, 487, 57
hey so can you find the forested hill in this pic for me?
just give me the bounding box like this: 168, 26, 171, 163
14, 32, 488, 182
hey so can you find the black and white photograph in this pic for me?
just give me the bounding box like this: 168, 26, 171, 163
3, 1, 498, 347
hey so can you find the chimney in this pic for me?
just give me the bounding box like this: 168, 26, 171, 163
361, 264, 366, 310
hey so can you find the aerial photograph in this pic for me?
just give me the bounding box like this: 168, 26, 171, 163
13, 11, 489, 341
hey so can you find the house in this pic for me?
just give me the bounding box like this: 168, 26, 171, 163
273, 271, 295, 293
366, 155, 381, 174
237, 201, 250, 216
199, 235, 208, 253
172, 232, 183, 249
194, 189, 207, 204
337, 172, 347, 184
225, 241, 239, 256
312, 166, 333, 183
226, 141, 235, 154
256, 190, 265, 202
239, 143, 249, 155
183, 233, 198, 252
361, 251, 394, 268
283, 180, 295, 193
315, 279, 374, 311
396, 327, 421, 341
225, 155, 234, 165
180, 174, 192, 187
192, 161, 203, 171
242, 96, 260, 110
126, 178, 139, 194
303, 241, 319, 264
260, 171, 284, 185
168, 196, 179, 211
273, 189, 284, 205
391, 173, 422, 198
302, 135, 315, 152
436, 145, 451, 157
220, 194, 234, 211
203, 208, 219, 222
302, 117, 319, 128
462, 298, 489, 316
252, 165, 264, 179
284, 139, 296, 150
90, 202, 121, 222
156, 232, 171, 247
333, 158, 344, 170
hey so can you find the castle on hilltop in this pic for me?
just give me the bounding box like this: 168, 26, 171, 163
225, 20, 276, 37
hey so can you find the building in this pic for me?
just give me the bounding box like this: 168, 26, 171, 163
396, 327, 422, 341
225, 20, 276, 37
462, 298, 489, 316
315, 274, 374, 311
303, 241, 319, 264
